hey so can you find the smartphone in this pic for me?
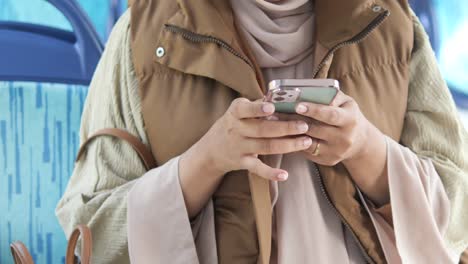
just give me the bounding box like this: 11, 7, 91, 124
265, 79, 340, 113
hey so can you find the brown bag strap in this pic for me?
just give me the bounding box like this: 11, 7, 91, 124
10, 242, 34, 264
10, 225, 93, 264
76, 128, 157, 171
66, 225, 92, 264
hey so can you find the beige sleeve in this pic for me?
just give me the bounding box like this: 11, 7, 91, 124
365, 136, 454, 263
399, 14, 468, 258
55, 9, 216, 264
55, 10, 148, 264
127, 157, 218, 264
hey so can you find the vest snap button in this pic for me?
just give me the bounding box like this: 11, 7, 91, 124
372, 5, 382, 12
156, 47, 165, 58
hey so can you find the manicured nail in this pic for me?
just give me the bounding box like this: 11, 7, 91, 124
303, 137, 313, 147
296, 104, 308, 113
297, 122, 309, 133
262, 103, 275, 113
277, 172, 288, 181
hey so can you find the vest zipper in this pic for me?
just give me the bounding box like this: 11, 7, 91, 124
313, 10, 391, 78
311, 164, 375, 264
311, 10, 390, 264
164, 24, 255, 70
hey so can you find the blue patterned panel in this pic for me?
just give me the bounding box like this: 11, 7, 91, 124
0, 81, 87, 264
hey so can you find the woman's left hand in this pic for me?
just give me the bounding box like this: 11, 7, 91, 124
286, 91, 389, 205
294, 91, 378, 165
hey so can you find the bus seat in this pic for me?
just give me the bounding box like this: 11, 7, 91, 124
0, 0, 102, 263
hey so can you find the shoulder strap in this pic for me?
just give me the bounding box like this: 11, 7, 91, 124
76, 128, 157, 171
10, 242, 34, 264
66, 225, 92, 264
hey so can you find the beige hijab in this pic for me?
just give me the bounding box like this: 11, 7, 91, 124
231, 0, 316, 80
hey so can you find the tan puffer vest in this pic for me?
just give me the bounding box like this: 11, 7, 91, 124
128, 0, 414, 263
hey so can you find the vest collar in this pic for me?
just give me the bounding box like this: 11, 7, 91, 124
314, 0, 389, 48
176, 0, 237, 47
156, 0, 389, 93
174, 0, 388, 47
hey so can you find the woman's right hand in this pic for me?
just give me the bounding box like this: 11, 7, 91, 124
179, 98, 312, 217
187, 98, 312, 182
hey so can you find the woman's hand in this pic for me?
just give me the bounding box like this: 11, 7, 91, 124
292, 91, 376, 165
289, 91, 390, 205
192, 97, 312, 181
179, 98, 312, 217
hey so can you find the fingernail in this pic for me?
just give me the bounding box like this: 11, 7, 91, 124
267, 115, 279, 121
262, 103, 275, 113
297, 122, 309, 133
296, 104, 308, 113
277, 172, 288, 181
303, 137, 313, 147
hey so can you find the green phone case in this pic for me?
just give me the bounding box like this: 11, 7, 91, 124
273, 87, 338, 113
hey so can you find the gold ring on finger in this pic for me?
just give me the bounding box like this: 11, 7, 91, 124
312, 141, 321, 156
